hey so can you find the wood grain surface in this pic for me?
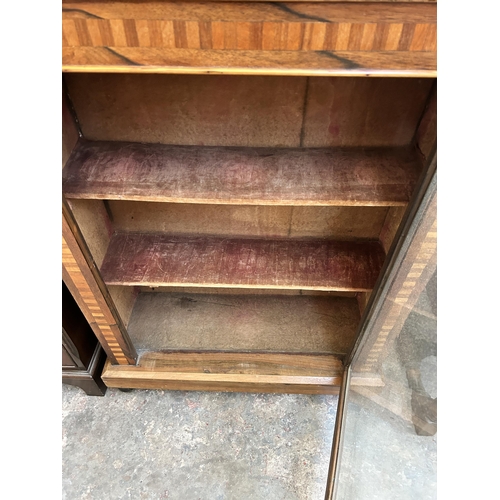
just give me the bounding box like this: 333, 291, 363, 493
415, 81, 437, 160
101, 351, 344, 393
62, 2, 436, 23
100, 233, 385, 291
64, 74, 434, 147
63, 47, 436, 76
65, 0, 435, 4
136, 352, 343, 376
108, 202, 389, 241
63, 140, 421, 206
62, 2, 436, 75
64, 73, 307, 147
126, 292, 359, 354
134, 287, 356, 297
302, 77, 434, 147
62, 207, 137, 365
62, 92, 79, 168
379, 205, 407, 254
67, 199, 112, 267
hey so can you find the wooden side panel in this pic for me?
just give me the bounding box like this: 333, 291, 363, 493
356, 291, 372, 315
62, 205, 137, 365
302, 77, 434, 147
62, 92, 79, 168
67, 198, 138, 327
108, 286, 138, 328
379, 205, 407, 254
64, 74, 306, 147
415, 82, 437, 160
67, 199, 112, 267
100, 233, 386, 291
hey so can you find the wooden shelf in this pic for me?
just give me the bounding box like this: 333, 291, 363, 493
62, 140, 421, 207
126, 292, 359, 355
100, 233, 385, 291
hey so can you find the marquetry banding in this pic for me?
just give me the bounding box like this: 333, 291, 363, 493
62, 218, 137, 365
63, 19, 435, 53
359, 195, 436, 373
62, 2, 436, 73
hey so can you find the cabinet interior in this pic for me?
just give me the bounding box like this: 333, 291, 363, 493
62, 73, 436, 392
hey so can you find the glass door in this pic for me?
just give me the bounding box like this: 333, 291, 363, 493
327, 161, 437, 499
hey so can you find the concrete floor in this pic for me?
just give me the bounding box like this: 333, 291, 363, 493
62, 387, 338, 499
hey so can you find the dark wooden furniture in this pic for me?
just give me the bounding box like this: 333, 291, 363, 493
62, 281, 107, 396
61, 0, 436, 394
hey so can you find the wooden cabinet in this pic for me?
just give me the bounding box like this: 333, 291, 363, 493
62, 1, 436, 395
62, 282, 107, 396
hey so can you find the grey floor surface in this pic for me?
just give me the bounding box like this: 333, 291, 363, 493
62, 386, 338, 500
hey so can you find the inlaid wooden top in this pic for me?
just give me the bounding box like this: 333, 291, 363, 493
62, 1, 436, 75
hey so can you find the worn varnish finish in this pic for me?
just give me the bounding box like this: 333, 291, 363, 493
101, 351, 343, 394
63, 140, 421, 206
62, 201, 137, 365
126, 292, 359, 354
62, 2, 436, 75
100, 233, 385, 291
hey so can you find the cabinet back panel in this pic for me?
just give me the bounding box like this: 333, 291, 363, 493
135, 286, 356, 298
126, 292, 359, 355
108, 201, 389, 240
303, 77, 434, 147
64, 74, 307, 147
65, 74, 433, 147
